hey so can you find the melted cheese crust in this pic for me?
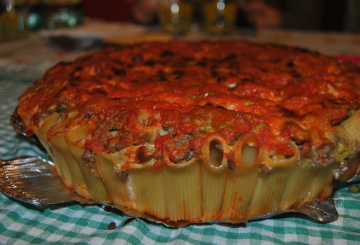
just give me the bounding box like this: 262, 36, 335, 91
18, 40, 360, 167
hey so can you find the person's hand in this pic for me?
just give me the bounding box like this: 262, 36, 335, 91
237, 0, 281, 29
128, 0, 158, 24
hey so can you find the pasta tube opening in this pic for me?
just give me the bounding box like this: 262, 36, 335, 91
48, 121, 68, 138
137, 113, 155, 126
66, 125, 89, 143
129, 109, 161, 141
263, 141, 300, 169
38, 113, 61, 135
209, 140, 224, 168
329, 126, 352, 161
201, 135, 229, 172
232, 133, 262, 170
242, 144, 258, 164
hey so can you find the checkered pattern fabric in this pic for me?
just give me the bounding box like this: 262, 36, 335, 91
1, 61, 360, 244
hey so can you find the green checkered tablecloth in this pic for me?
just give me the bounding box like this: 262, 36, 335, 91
1, 61, 360, 245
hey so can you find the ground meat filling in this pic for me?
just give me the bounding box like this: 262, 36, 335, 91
260, 165, 271, 175
81, 150, 95, 167
309, 145, 336, 166
174, 135, 191, 147
114, 169, 129, 179
16, 40, 360, 171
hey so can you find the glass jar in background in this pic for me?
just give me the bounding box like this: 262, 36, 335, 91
158, 0, 193, 35
27, 0, 44, 31
202, 0, 237, 34
0, 0, 29, 42
44, 0, 83, 29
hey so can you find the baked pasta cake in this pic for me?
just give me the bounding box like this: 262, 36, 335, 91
14, 40, 360, 223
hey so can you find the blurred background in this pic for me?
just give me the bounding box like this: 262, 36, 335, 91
82, 0, 360, 32
1, 0, 360, 42
1, 0, 360, 64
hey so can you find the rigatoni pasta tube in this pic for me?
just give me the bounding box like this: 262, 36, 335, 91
47, 121, 91, 199
262, 141, 300, 169
201, 134, 229, 172
128, 166, 168, 220
220, 133, 262, 220
329, 126, 352, 161
96, 152, 137, 209
247, 141, 300, 217
128, 109, 162, 142
231, 133, 263, 170
200, 135, 228, 221
341, 110, 360, 142
279, 158, 319, 210
65, 125, 109, 202
164, 160, 202, 222
37, 113, 73, 188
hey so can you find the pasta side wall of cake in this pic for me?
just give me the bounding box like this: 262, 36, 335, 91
14, 40, 360, 223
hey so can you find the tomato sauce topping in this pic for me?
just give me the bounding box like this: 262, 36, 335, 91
17, 40, 360, 165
